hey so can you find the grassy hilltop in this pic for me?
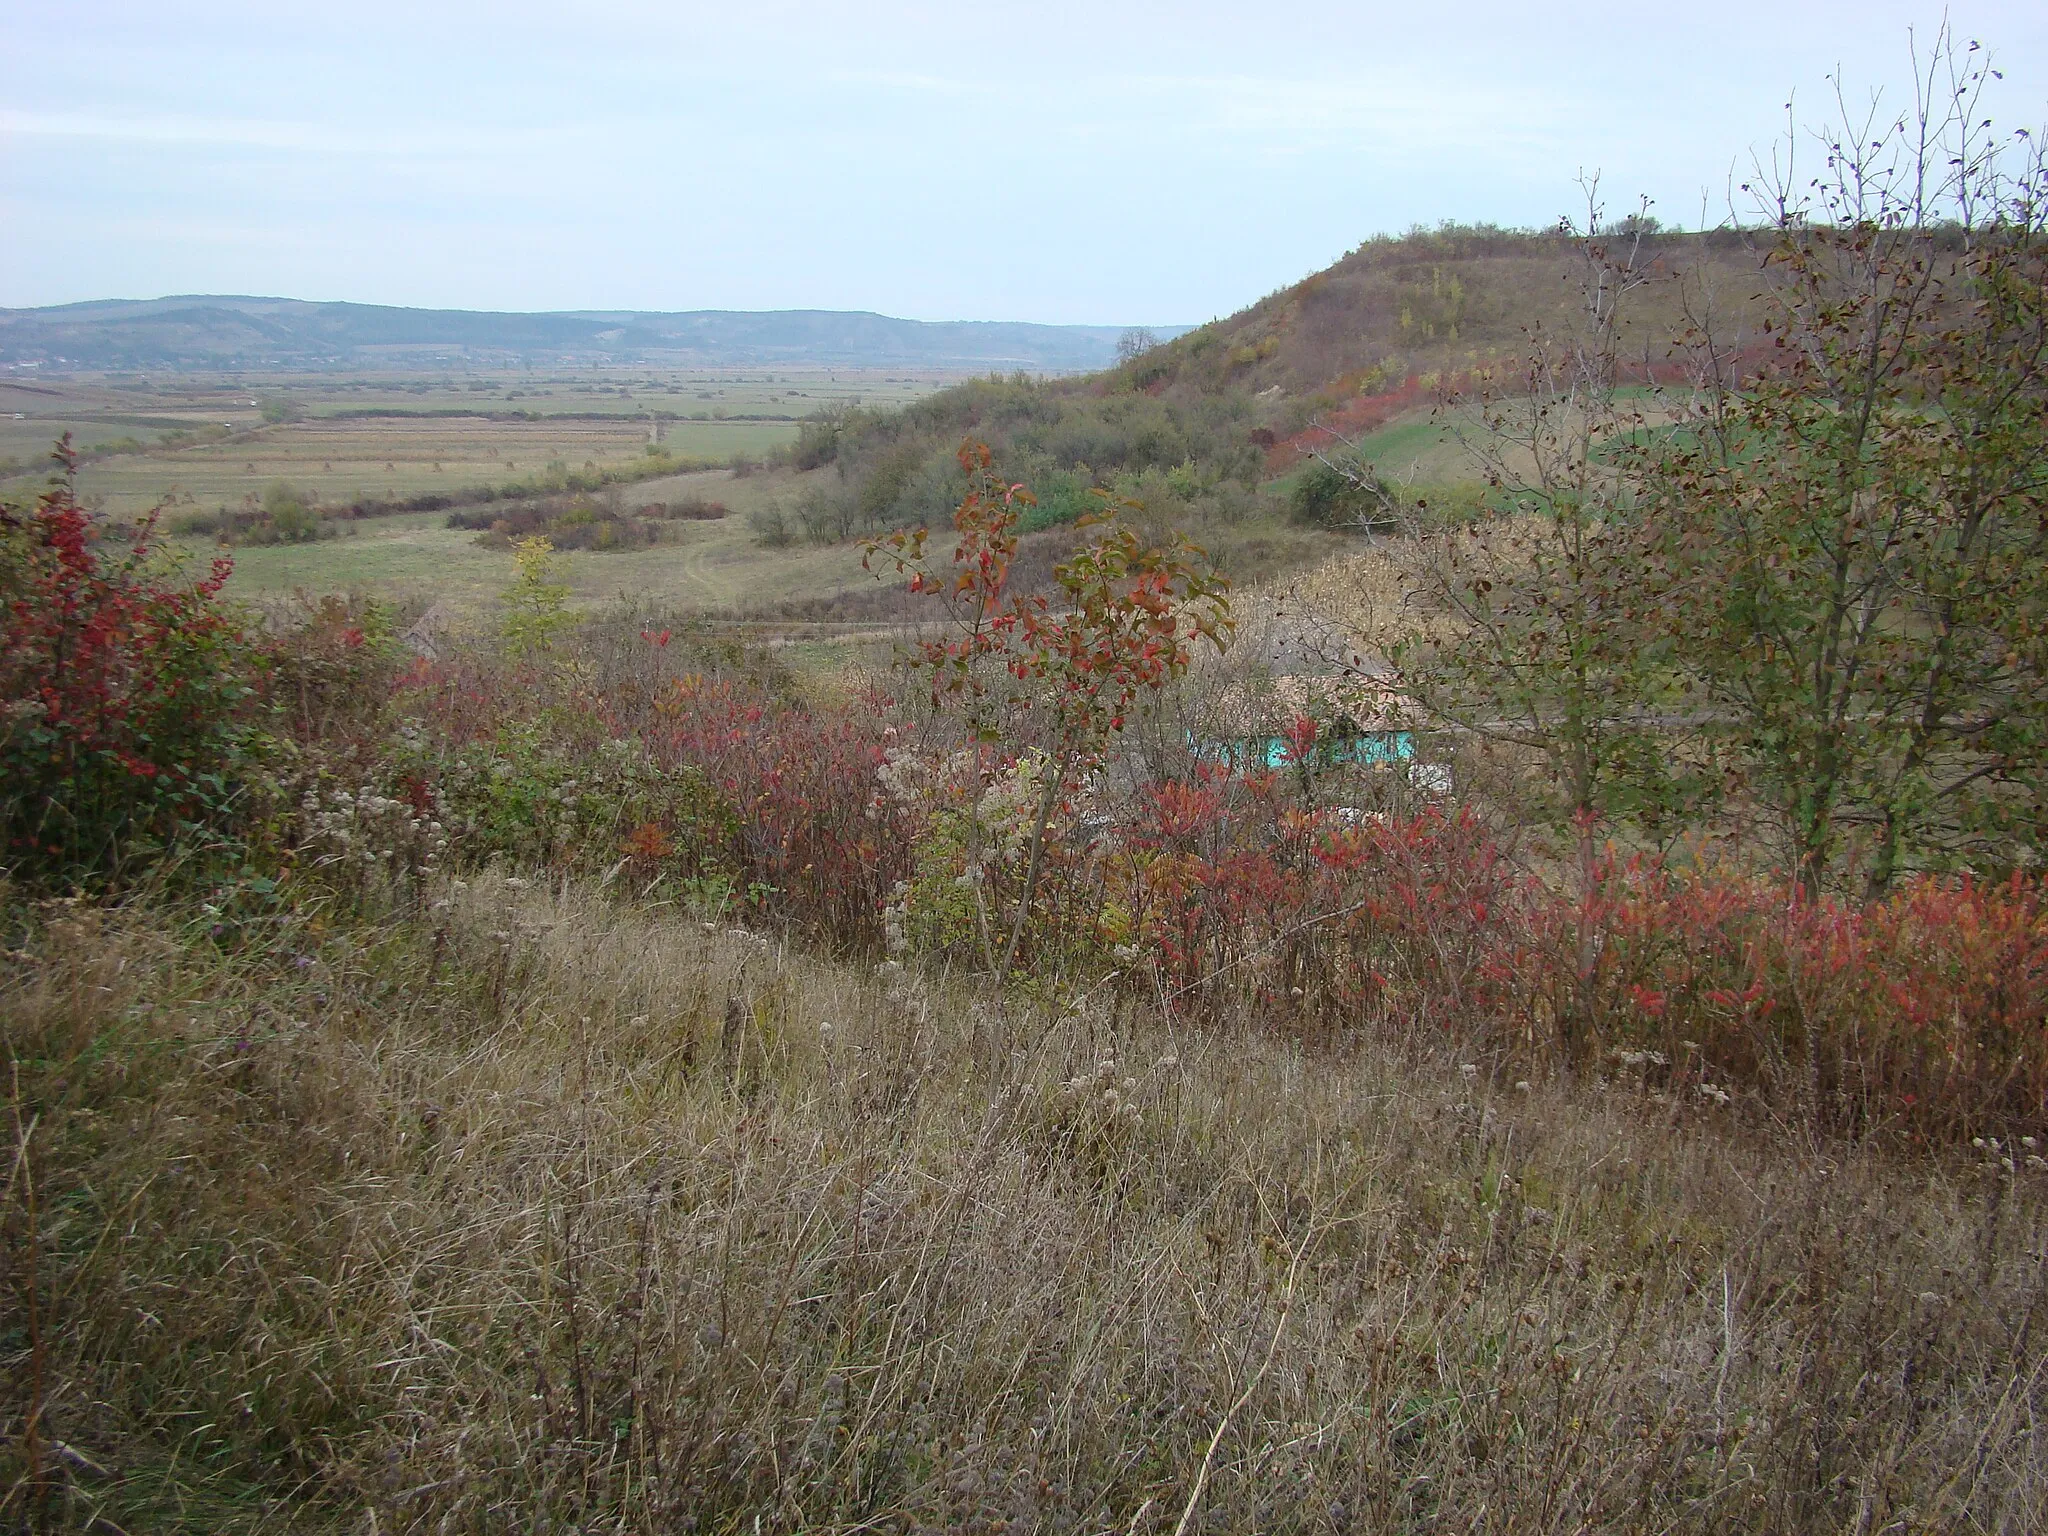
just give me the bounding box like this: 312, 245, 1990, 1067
1112, 224, 1763, 401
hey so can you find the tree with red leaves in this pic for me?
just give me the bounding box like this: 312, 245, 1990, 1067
864, 441, 1233, 976
1, 439, 257, 888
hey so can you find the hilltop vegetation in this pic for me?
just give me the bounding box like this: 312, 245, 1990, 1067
1115, 223, 1757, 402
786, 222, 1765, 546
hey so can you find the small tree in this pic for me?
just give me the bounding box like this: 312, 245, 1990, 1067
500, 535, 574, 656
1303, 188, 1714, 1058
1115, 327, 1161, 365
1343, 187, 1711, 853
864, 441, 1232, 977
1652, 30, 2048, 894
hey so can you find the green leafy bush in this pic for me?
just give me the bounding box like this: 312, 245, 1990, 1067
419, 729, 737, 881
1287, 459, 1389, 530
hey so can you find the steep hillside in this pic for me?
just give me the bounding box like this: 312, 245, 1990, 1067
796, 225, 1774, 544
1117, 224, 1765, 405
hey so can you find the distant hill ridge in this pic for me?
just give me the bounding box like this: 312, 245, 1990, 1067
0, 296, 1189, 372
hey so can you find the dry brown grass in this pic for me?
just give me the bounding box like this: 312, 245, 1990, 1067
5, 874, 2046, 1533
1129, 228, 1773, 406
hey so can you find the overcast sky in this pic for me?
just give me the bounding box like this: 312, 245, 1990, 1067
4, 2, 2045, 325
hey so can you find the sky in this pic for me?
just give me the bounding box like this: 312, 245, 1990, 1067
4, 2, 2046, 326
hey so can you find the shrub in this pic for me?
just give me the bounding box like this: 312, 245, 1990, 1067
420, 729, 738, 885
449, 496, 665, 552
1101, 770, 1517, 1033
395, 631, 909, 949
641, 674, 909, 946
0, 444, 260, 889
262, 592, 408, 753
747, 504, 793, 547
1505, 858, 2048, 1140
1063, 749, 2048, 1140
1286, 459, 1390, 530
261, 481, 320, 542
499, 536, 574, 655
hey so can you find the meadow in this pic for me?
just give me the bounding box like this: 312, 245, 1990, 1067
7, 349, 1440, 624
6, 559, 2046, 1532
206, 477, 906, 616
15, 871, 2043, 1535
0, 368, 954, 518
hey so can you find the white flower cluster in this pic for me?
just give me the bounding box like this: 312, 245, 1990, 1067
874, 746, 948, 813
1974, 1134, 2045, 1173
882, 879, 911, 957
301, 784, 447, 879
1061, 1055, 1146, 1122
975, 751, 1049, 863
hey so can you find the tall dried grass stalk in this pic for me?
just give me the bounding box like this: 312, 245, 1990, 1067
4, 875, 2045, 1531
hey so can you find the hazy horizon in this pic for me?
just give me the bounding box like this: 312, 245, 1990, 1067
4, 294, 1189, 330
5, 2, 2046, 325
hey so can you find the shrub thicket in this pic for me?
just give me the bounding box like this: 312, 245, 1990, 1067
773, 377, 1274, 544
0, 447, 260, 889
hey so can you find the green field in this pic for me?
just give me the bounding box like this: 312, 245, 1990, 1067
1344, 400, 1694, 489
0, 367, 958, 517
182, 466, 889, 618
1349, 412, 1465, 478
79, 414, 798, 517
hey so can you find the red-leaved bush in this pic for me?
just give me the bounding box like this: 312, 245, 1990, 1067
1110, 768, 1520, 1036
397, 644, 910, 950
642, 673, 908, 946
1107, 773, 2048, 1138
1509, 857, 2048, 1140
1, 443, 253, 888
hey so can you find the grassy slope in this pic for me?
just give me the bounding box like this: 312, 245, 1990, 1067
11, 873, 2043, 1532
777, 228, 1769, 621
1114, 227, 1767, 407
827, 227, 1768, 472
